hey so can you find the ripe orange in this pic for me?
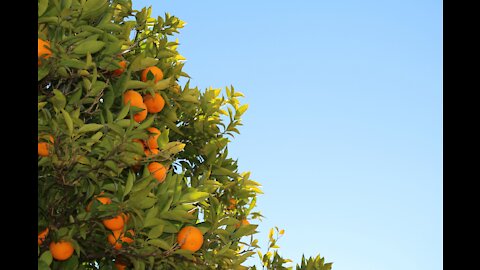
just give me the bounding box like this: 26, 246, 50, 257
107, 229, 135, 250
107, 230, 123, 250
143, 93, 165, 113
114, 256, 128, 270
38, 227, 49, 245
144, 148, 159, 157
112, 61, 127, 77
38, 38, 52, 65
235, 219, 250, 228
115, 261, 127, 270
49, 240, 74, 261
227, 198, 237, 210
123, 90, 143, 107
141, 66, 164, 83
146, 127, 161, 149
147, 162, 167, 183
38, 135, 54, 157
86, 195, 112, 212
177, 226, 204, 252
133, 102, 148, 123
103, 214, 125, 231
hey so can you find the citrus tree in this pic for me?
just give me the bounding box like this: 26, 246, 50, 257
38, 0, 332, 269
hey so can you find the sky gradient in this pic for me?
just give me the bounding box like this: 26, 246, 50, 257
133, 1, 443, 269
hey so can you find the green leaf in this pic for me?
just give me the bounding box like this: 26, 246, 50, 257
60, 59, 87, 69
157, 129, 169, 148
38, 0, 48, 16
39, 250, 53, 265
178, 191, 209, 204
147, 224, 164, 239
77, 124, 103, 134
232, 224, 258, 239
61, 109, 74, 136
38, 67, 50, 81
125, 80, 149, 89
73, 40, 105, 55
153, 77, 172, 91
147, 239, 171, 250
115, 103, 130, 121
124, 171, 134, 197
38, 261, 50, 270
137, 115, 155, 130
173, 249, 194, 259
162, 141, 185, 155
49, 89, 67, 111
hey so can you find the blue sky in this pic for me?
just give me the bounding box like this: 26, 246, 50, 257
133, 1, 443, 269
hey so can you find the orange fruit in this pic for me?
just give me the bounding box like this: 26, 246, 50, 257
38, 38, 52, 65
227, 198, 237, 210
107, 229, 135, 250
38, 227, 49, 245
112, 61, 127, 77
143, 93, 165, 113
133, 103, 148, 123
103, 214, 125, 231
147, 162, 167, 183
177, 226, 204, 252
38, 135, 54, 157
123, 90, 143, 107
146, 127, 161, 149
49, 240, 74, 261
141, 66, 164, 83
107, 230, 123, 250
144, 148, 159, 157
115, 261, 127, 270
114, 256, 128, 270
86, 195, 112, 212
235, 219, 250, 228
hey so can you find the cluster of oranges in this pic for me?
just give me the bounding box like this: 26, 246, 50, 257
85, 193, 134, 251
131, 126, 168, 182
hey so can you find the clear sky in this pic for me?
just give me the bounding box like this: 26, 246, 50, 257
133, 1, 443, 269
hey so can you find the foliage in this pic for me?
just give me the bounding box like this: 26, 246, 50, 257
38, 0, 332, 269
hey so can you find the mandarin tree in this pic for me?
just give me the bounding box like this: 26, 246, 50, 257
38, 0, 331, 269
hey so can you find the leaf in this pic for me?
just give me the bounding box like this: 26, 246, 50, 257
162, 141, 185, 155
77, 124, 103, 134
49, 89, 66, 111
237, 104, 249, 115
124, 171, 134, 197
157, 129, 169, 148
115, 103, 130, 121
39, 250, 53, 265
38, 67, 50, 81
136, 115, 155, 130
125, 80, 149, 89
60, 59, 87, 69
178, 191, 209, 204
153, 77, 172, 91
147, 224, 164, 239
61, 109, 74, 136
73, 40, 105, 55
147, 239, 171, 250
173, 249, 194, 260
38, 0, 48, 16
38, 261, 50, 270
232, 224, 258, 239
